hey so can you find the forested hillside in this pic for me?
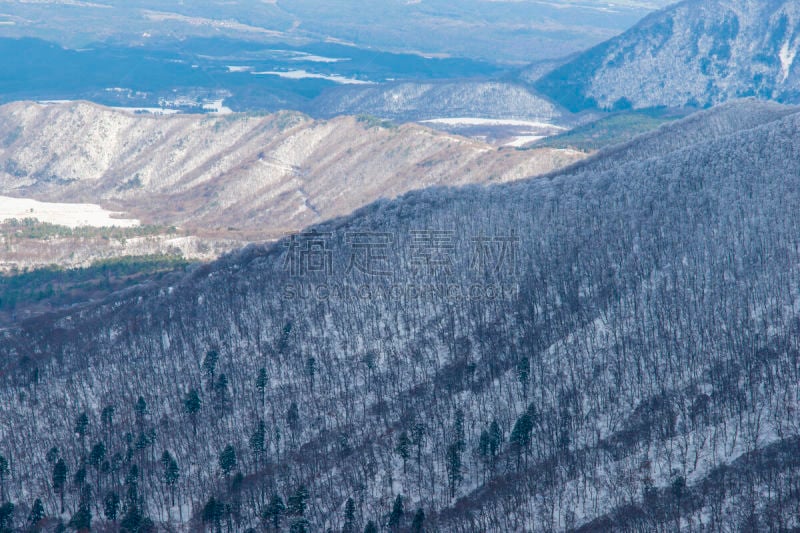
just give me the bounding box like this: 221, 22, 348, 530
550, 99, 799, 177
536, 0, 800, 111
308, 81, 563, 123
3, 101, 800, 531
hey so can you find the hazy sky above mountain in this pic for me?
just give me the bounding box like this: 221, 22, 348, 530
0, 0, 679, 63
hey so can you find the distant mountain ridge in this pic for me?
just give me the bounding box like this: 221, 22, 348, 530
0, 101, 583, 240
550, 98, 800, 177
536, 0, 800, 111
0, 0, 675, 64
309, 81, 564, 122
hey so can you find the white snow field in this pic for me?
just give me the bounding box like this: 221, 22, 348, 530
0, 196, 140, 228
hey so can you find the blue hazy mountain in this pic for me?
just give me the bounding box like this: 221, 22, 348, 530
0, 0, 676, 64
0, 36, 500, 111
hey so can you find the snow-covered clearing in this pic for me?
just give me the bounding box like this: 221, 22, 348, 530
421, 117, 566, 129
504, 135, 546, 147
0, 196, 139, 228
252, 69, 374, 85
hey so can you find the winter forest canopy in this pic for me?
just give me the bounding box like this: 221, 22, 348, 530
4, 0, 800, 530
2, 100, 800, 531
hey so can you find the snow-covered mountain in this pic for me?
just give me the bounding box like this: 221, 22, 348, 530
2, 100, 800, 531
536, 0, 800, 111
0, 101, 582, 242
309, 81, 564, 123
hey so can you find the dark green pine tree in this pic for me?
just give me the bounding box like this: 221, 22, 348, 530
249, 420, 266, 468
89, 443, 106, 469
219, 445, 237, 476
123, 433, 135, 463
453, 409, 466, 454
263, 494, 285, 531
103, 491, 120, 521
121, 464, 153, 533
411, 508, 425, 533
202, 497, 223, 533
101, 405, 115, 431
387, 495, 404, 531
342, 497, 357, 533
124, 464, 139, 508
89, 442, 106, 493
363, 521, 378, 533
255, 368, 269, 410
120, 505, 153, 533
27, 498, 44, 530
305, 357, 316, 390
488, 420, 503, 462
68, 496, 91, 531
510, 411, 534, 469
479, 420, 504, 474
289, 518, 310, 533
286, 485, 308, 517
478, 429, 491, 462
74, 412, 89, 452
183, 388, 202, 437
558, 406, 572, 451
134, 396, 148, 429
516, 356, 530, 397
45, 447, 59, 465
0, 502, 14, 533
395, 431, 411, 474
202, 349, 219, 385
72, 465, 87, 491
161, 451, 179, 505
278, 322, 293, 354
445, 443, 462, 499
52, 458, 68, 514
0, 454, 7, 503
135, 432, 151, 456
286, 403, 300, 433
214, 373, 229, 409
411, 422, 425, 471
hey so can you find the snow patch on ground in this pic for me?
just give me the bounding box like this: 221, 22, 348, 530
252, 69, 374, 85
421, 117, 566, 129
289, 53, 349, 63
226, 65, 252, 73
202, 99, 233, 114
0, 196, 139, 228
780, 40, 797, 83
110, 106, 181, 115
504, 135, 546, 147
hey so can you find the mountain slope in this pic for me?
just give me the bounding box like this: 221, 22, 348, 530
551, 98, 800, 176
0, 101, 583, 241
308, 81, 564, 123
2, 103, 800, 530
536, 0, 800, 111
